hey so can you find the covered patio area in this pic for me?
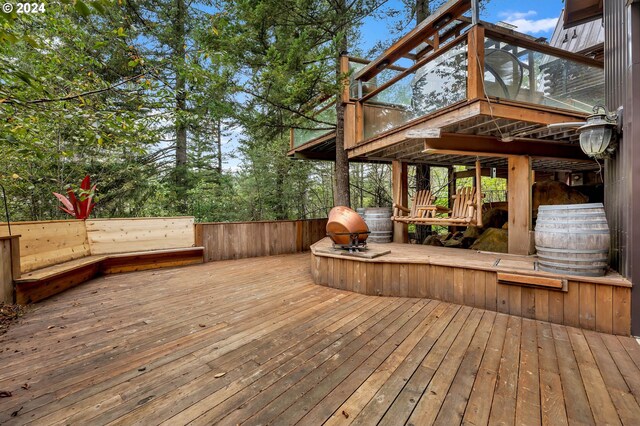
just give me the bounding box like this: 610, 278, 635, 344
1, 253, 639, 425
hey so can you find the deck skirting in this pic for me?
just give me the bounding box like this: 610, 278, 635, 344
311, 239, 631, 335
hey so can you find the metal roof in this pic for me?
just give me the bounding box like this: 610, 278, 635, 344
550, 9, 604, 56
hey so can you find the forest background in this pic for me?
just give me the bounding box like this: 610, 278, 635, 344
0, 0, 532, 222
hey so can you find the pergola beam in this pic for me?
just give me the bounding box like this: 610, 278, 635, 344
422, 133, 591, 161
354, 0, 471, 82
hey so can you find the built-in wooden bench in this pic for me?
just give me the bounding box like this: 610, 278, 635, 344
1, 217, 204, 304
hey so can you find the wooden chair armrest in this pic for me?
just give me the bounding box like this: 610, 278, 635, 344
393, 204, 410, 213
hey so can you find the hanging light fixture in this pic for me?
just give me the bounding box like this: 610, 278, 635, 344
577, 105, 620, 159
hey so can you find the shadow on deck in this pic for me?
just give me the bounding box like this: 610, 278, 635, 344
1, 253, 639, 425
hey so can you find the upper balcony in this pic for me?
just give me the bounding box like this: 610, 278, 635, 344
289, 0, 604, 171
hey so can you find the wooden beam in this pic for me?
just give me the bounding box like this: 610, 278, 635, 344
455, 167, 507, 179
347, 98, 589, 159
360, 32, 468, 103
477, 100, 588, 124
423, 133, 590, 161
467, 25, 485, 100
348, 100, 481, 158
564, 0, 603, 28
415, 20, 470, 59
287, 131, 336, 157
354, 0, 471, 82
345, 56, 408, 72
508, 156, 532, 255
392, 160, 409, 243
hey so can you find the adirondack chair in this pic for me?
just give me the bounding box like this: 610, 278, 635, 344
392, 189, 438, 223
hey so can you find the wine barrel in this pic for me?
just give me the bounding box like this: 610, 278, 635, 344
364, 207, 393, 243
534, 203, 610, 277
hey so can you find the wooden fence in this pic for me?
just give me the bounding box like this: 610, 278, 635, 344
195, 219, 327, 262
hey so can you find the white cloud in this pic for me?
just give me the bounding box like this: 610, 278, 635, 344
499, 10, 558, 34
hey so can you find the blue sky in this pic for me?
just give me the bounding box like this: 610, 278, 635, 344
359, 0, 564, 52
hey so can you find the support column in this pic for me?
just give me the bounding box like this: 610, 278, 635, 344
0, 236, 20, 304
392, 160, 408, 243
508, 156, 532, 255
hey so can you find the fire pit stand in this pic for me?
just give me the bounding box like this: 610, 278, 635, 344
327, 231, 370, 253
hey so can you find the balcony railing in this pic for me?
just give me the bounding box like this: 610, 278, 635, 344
483, 37, 604, 111
290, 98, 336, 149
349, 22, 604, 143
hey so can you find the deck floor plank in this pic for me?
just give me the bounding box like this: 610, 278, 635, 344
0, 253, 638, 425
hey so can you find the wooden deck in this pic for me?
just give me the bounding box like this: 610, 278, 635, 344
1, 253, 639, 425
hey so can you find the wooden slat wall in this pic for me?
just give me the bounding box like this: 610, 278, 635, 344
86, 217, 196, 255
195, 219, 328, 262
0, 220, 90, 273
311, 253, 632, 335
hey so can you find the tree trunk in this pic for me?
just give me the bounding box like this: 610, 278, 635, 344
416, 0, 430, 23
414, 0, 432, 242
174, 0, 188, 213
334, 79, 350, 207
415, 164, 432, 242
334, 1, 350, 208
216, 118, 222, 175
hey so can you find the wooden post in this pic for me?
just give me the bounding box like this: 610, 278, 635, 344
344, 103, 356, 149
0, 235, 19, 303
467, 25, 485, 100
295, 220, 303, 252
289, 127, 295, 151
475, 159, 483, 227
355, 101, 364, 143
508, 156, 532, 255
340, 55, 350, 103
392, 160, 409, 243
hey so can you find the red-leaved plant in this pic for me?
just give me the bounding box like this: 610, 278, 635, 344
53, 175, 97, 220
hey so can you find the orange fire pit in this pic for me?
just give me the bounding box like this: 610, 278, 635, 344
326, 206, 370, 249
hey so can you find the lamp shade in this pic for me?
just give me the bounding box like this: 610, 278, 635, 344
579, 126, 613, 158
577, 110, 616, 159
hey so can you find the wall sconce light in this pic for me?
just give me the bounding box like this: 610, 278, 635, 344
547, 104, 623, 160
577, 105, 621, 159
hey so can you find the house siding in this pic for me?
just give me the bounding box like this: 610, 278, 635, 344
604, 0, 640, 334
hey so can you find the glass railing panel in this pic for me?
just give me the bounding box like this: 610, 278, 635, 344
292, 105, 336, 148
484, 37, 604, 112
362, 42, 468, 139
349, 60, 404, 99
